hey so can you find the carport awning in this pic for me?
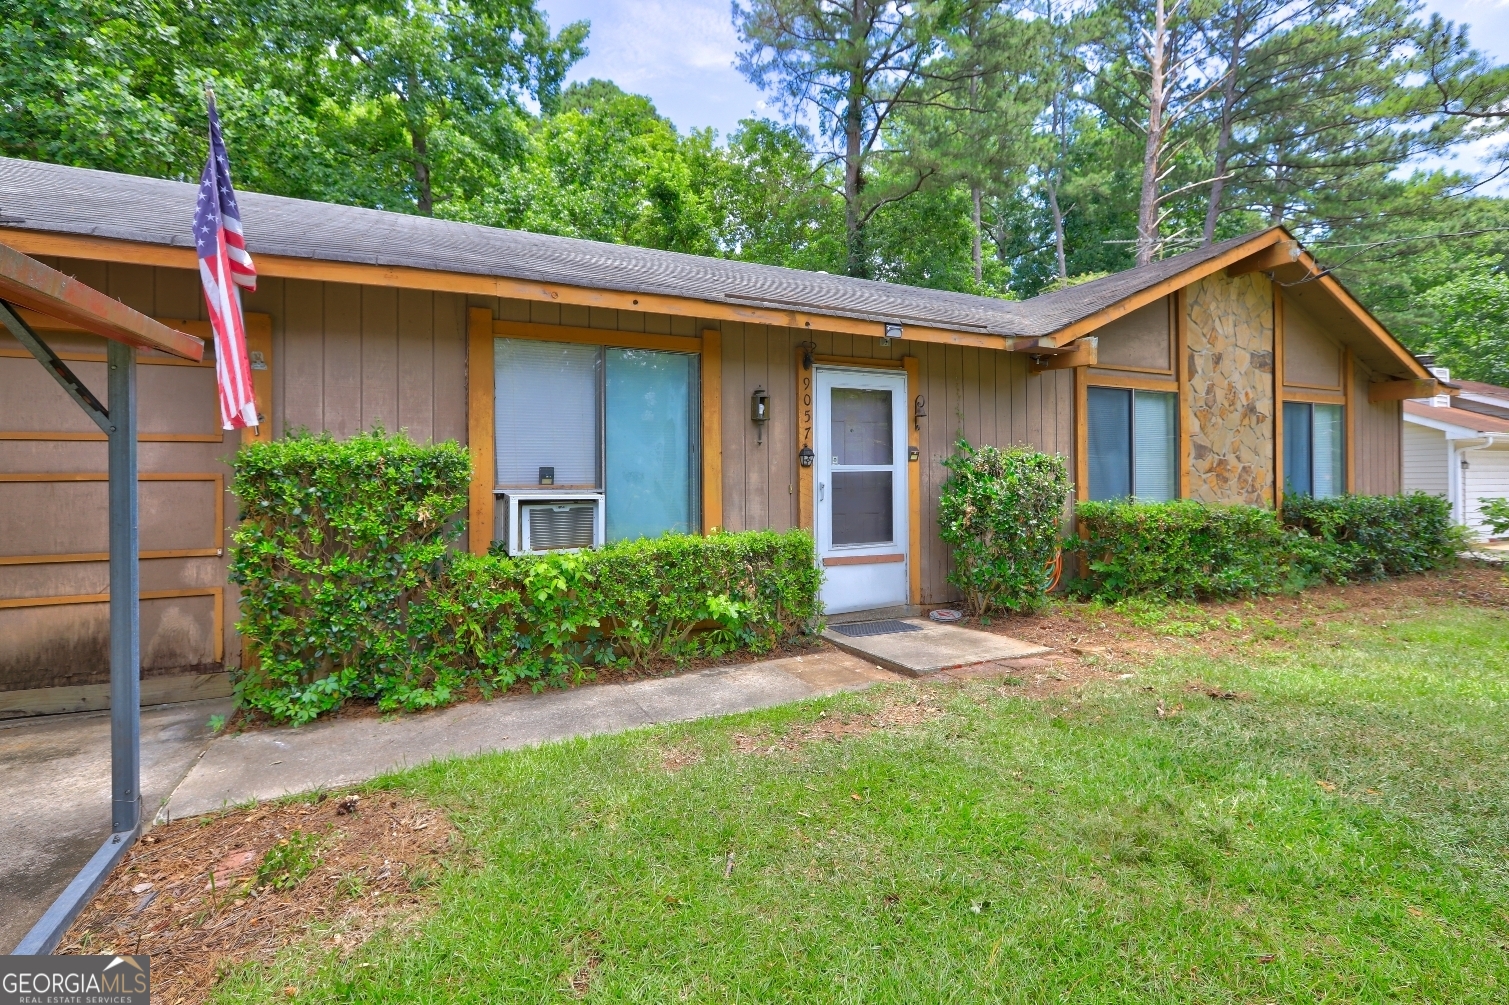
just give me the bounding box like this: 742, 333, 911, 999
0, 241, 202, 360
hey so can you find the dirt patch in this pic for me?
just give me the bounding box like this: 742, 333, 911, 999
60, 794, 454, 1005
968, 565, 1508, 670
732, 690, 947, 755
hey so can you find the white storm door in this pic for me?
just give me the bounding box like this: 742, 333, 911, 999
814, 368, 909, 615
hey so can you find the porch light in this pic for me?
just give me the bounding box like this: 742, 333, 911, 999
751, 386, 770, 444
799, 445, 814, 468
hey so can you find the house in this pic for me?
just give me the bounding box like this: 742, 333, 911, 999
1403, 366, 1509, 541
0, 156, 1444, 714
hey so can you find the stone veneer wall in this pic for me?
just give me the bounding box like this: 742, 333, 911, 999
1185, 272, 1275, 505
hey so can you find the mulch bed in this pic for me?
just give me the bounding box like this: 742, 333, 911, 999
60, 794, 455, 1005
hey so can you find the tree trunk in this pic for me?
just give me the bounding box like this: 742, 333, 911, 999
1136, 0, 1171, 266
1047, 179, 1068, 280
971, 184, 983, 284
1203, 8, 1246, 246
843, 13, 868, 280
408, 72, 433, 217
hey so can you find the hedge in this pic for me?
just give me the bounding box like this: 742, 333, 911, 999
1074, 492, 1461, 600
230, 430, 821, 723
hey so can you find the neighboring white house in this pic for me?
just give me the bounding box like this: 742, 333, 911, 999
1402, 368, 1509, 542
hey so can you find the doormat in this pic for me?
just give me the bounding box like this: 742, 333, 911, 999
830, 619, 923, 638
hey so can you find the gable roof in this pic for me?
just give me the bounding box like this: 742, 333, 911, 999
0, 156, 1424, 377
1405, 400, 1509, 436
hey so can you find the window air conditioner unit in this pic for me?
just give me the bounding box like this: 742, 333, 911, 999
497, 491, 604, 556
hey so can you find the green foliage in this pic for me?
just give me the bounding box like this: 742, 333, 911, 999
254, 830, 320, 891
937, 441, 1071, 615
1282, 492, 1464, 580
228, 429, 472, 723
1412, 256, 1509, 386
1074, 499, 1294, 600
1075, 493, 1463, 600
1482, 498, 1509, 538
229, 431, 820, 722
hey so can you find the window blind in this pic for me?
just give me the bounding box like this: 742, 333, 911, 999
1088, 387, 1133, 500
1313, 404, 1344, 498
494, 338, 600, 487
1132, 391, 1177, 502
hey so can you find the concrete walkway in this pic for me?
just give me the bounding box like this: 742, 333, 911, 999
163, 650, 900, 820
0, 697, 233, 952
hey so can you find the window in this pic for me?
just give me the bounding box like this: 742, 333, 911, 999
494, 338, 699, 541
1283, 401, 1344, 498
1087, 386, 1178, 501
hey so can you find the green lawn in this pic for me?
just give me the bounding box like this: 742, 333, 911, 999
219, 602, 1509, 1003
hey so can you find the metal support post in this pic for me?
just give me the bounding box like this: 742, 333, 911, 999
5, 306, 142, 955
108, 337, 141, 835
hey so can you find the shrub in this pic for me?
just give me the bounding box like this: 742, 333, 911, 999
230, 430, 822, 722
1073, 492, 1463, 600
229, 429, 471, 723
1282, 492, 1462, 580
1480, 497, 1509, 538
937, 440, 1071, 615
1074, 500, 1293, 600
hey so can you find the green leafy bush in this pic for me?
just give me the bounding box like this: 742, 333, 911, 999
229, 429, 471, 723
230, 430, 821, 722
1074, 492, 1463, 600
1282, 492, 1462, 579
937, 440, 1071, 614
1074, 500, 1293, 599
1480, 497, 1509, 537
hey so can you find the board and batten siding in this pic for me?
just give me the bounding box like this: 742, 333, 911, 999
1352, 359, 1403, 496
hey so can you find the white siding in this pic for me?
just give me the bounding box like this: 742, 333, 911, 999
1464, 448, 1509, 541
1402, 422, 1449, 497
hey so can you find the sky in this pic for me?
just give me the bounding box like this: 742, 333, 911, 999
539, 0, 1508, 183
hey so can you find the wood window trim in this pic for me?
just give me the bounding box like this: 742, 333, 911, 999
1074, 366, 1089, 503
1084, 371, 1179, 392
1283, 388, 1346, 405
0, 472, 225, 564
468, 311, 723, 552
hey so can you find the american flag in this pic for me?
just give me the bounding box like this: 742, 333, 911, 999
194, 92, 259, 430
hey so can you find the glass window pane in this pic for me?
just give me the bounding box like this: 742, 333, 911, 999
1133, 391, 1177, 502
495, 338, 599, 487
1313, 404, 1344, 498
830, 388, 892, 465
605, 349, 697, 541
831, 470, 893, 545
1283, 401, 1313, 497
1088, 387, 1132, 500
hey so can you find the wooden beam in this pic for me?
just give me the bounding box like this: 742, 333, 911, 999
0, 241, 203, 359
1029, 337, 1097, 373
1226, 240, 1303, 278
1273, 287, 1284, 510
467, 307, 495, 555
1074, 365, 1089, 503
903, 354, 922, 607
701, 329, 723, 533
1176, 288, 1191, 499
1367, 377, 1439, 403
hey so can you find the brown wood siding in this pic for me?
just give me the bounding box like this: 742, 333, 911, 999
712, 325, 1073, 606
1353, 360, 1402, 495
1, 258, 470, 691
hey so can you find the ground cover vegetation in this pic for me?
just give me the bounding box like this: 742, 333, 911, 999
5, 1, 1509, 377
117, 568, 1509, 1003
229, 431, 821, 723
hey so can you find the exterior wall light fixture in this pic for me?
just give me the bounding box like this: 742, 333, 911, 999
751, 385, 770, 444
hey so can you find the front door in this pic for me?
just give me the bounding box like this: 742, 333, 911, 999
814, 367, 909, 614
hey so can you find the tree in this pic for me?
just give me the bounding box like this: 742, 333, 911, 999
1413, 256, 1509, 386
734, 0, 954, 277
247, 0, 587, 215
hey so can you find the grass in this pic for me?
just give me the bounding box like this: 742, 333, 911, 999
215, 602, 1509, 1002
